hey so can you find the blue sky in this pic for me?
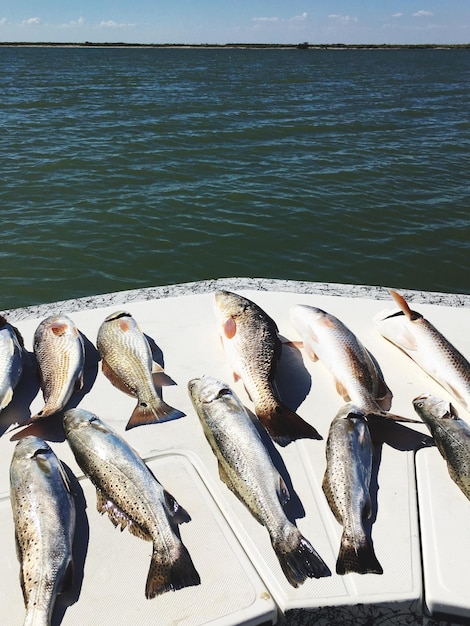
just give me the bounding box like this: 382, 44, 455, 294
1, 1, 469, 45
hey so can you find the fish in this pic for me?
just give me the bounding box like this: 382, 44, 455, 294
322, 404, 383, 575
10, 435, 75, 626
289, 303, 419, 423
413, 393, 470, 500
374, 290, 470, 413
25, 315, 85, 425
188, 375, 330, 587
214, 290, 321, 446
63, 408, 200, 598
0, 315, 25, 411
96, 311, 184, 430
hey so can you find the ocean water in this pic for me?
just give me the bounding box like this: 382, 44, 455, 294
1, 46, 469, 310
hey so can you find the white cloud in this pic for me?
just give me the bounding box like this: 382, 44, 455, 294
59, 16, 85, 28
99, 20, 135, 28
413, 10, 434, 17
392, 13, 403, 18
0, 17, 7, 25
290, 12, 308, 22
22, 17, 41, 25
252, 17, 279, 23
328, 14, 358, 23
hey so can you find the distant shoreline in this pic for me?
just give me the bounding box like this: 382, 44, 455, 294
1, 42, 469, 50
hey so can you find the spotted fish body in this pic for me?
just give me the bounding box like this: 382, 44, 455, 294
10, 436, 75, 626
97, 311, 184, 430
63, 408, 200, 598
214, 290, 321, 446
188, 375, 330, 587
374, 290, 470, 413
29, 315, 85, 423
0, 315, 25, 411
413, 393, 470, 500
289, 304, 417, 423
322, 405, 383, 575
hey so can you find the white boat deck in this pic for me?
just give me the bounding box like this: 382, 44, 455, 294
0, 278, 469, 626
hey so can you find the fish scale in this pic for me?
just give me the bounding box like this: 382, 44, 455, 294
0, 316, 25, 411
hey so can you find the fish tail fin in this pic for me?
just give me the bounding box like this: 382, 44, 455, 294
272, 528, 330, 587
146, 543, 200, 599
126, 400, 185, 430
257, 400, 322, 446
367, 410, 421, 424
336, 530, 383, 575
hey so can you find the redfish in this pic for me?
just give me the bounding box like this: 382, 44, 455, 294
214, 290, 321, 446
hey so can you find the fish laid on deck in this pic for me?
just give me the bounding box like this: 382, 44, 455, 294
10, 436, 76, 626
63, 408, 200, 598
97, 311, 184, 430
188, 375, 330, 587
214, 290, 321, 446
322, 404, 383, 575
374, 290, 470, 412
289, 304, 417, 423
413, 393, 470, 500
0, 315, 26, 412
26, 315, 85, 425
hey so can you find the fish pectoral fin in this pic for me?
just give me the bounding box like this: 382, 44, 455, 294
392, 325, 419, 351
304, 342, 319, 362
223, 317, 237, 339
102, 359, 136, 397
335, 379, 351, 401
164, 490, 191, 524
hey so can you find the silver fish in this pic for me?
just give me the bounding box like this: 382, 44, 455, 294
322, 405, 383, 575
214, 290, 321, 446
10, 436, 75, 626
413, 393, 470, 500
0, 315, 25, 411
27, 315, 85, 424
188, 375, 330, 587
63, 408, 200, 598
97, 311, 184, 430
289, 304, 418, 423
374, 290, 470, 413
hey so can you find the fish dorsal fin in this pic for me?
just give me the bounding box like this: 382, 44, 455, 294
223, 317, 237, 339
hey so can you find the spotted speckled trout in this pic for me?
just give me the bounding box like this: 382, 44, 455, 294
63, 408, 200, 598
214, 290, 321, 446
0, 315, 25, 412
413, 393, 470, 500
374, 290, 470, 413
10, 436, 75, 626
97, 311, 184, 430
27, 315, 85, 424
322, 404, 383, 575
188, 375, 330, 587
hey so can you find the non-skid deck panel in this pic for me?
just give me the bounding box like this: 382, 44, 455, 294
0, 284, 468, 624
0, 452, 277, 626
